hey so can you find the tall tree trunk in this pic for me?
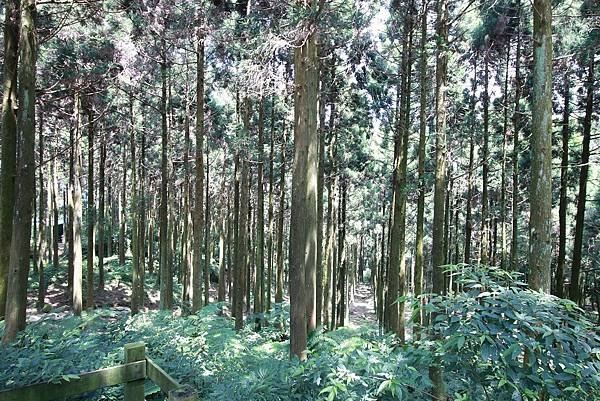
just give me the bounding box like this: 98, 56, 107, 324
556, 69, 569, 298
0, 0, 19, 320
130, 97, 142, 315
68, 112, 75, 297
52, 142, 59, 272
481, 53, 490, 266
192, 25, 205, 312
290, 28, 318, 358
255, 97, 265, 318
218, 152, 227, 302
336, 179, 347, 328
570, 56, 594, 304
464, 60, 476, 264
429, 0, 448, 396
266, 98, 275, 312
1, 0, 36, 342
316, 73, 326, 328
275, 122, 286, 303
529, 0, 553, 293
36, 113, 48, 311
119, 136, 126, 266
322, 156, 334, 328
138, 126, 146, 307
500, 44, 510, 271
86, 106, 95, 310
98, 131, 106, 290
72, 93, 83, 316
182, 88, 192, 304
511, 4, 522, 272
204, 140, 210, 305
234, 98, 250, 330
159, 40, 173, 310
414, 10, 428, 321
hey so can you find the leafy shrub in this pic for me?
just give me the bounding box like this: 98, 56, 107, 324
425, 264, 600, 401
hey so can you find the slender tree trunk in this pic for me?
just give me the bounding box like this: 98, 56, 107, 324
529, 0, 553, 293
52, 142, 59, 272
316, 72, 326, 328
192, 25, 205, 312
36, 113, 48, 311
218, 153, 227, 302
85, 106, 95, 310
266, 97, 275, 312
204, 140, 211, 305
570, 56, 594, 304
0, 0, 19, 320
464, 59, 476, 264
234, 98, 250, 330
275, 124, 286, 304
138, 126, 146, 307
481, 54, 490, 266
1, 0, 36, 342
130, 96, 142, 315
511, 4, 522, 272
556, 69, 570, 298
182, 88, 192, 304
413, 19, 429, 318
255, 97, 265, 319
97, 131, 106, 290
336, 179, 347, 328
500, 44, 510, 271
119, 136, 126, 266
290, 28, 318, 358
159, 41, 173, 310
323, 160, 333, 327
429, 0, 448, 396
72, 93, 83, 316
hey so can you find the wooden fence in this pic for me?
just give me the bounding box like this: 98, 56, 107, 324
0, 342, 198, 401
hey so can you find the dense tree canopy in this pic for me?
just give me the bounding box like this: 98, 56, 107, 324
0, 0, 599, 399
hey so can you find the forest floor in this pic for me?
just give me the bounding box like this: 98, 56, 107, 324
28, 255, 385, 331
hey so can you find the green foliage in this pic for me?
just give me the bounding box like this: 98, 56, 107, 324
0, 302, 433, 400
426, 265, 600, 401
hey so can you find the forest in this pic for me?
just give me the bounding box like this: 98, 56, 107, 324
0, 0, 599, 400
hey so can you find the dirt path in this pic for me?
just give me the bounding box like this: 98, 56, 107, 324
347, 283, 414, 337
348, 283, 377, 327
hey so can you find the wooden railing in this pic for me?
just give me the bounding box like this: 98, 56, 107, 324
0, 342, 198, 401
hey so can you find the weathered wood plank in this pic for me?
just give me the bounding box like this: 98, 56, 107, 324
124, 342, 146, 401
146, 357, 180, 394
0, 360, 146, 401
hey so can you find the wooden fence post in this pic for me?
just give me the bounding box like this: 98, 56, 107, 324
168, 385, 198, 401
124, 342, 146, 401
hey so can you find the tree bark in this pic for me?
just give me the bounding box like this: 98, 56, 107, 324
555, 69, 569, 298
570, 56, 594, 304
529, 0, 553, 293
192, 25, 205, 312
86, 105, 95, 310
0, 0, 19, 320
97, 128, 106, 290
429, 0, 448, 396
72, 93, 83, 316
481, 53, 490, 266
414, 0, 428, 334
36, 112, 48, 311
511, 4, 522, 272
2, 0, 35, 342
290, 28, 318, 359
159, 40, 173, 310
275, 120, 286, 303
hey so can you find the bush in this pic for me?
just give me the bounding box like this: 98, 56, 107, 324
425, 265, 600, 401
